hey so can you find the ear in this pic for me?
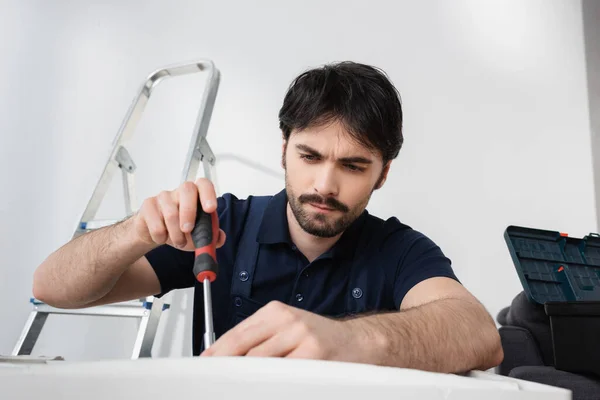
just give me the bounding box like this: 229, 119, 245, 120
374, 162, 391, 190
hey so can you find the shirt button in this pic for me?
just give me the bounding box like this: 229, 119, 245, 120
296, 293, 304, 302
352, 288, 363, 299
303, 272, 309, 278
234, 297, 243, 307
291, 245, 297, 251
239, 271, 249, 282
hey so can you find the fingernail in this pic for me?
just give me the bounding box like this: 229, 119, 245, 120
204, 200, 214, 209
183, 223, 194, 231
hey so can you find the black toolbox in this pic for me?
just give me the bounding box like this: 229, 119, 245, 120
504, 225, 600, 376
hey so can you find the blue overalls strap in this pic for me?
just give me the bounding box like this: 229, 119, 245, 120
230, 195, 272, 298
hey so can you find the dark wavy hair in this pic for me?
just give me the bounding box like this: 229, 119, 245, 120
278, 61, 403, 162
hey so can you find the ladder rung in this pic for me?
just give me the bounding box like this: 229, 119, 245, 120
29, 297, 170, 312
30, 302, 149, 318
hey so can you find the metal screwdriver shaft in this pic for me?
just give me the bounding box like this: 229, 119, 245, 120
203, 278, 215, 348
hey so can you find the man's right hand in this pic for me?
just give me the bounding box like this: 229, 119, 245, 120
132, 178, 226, 251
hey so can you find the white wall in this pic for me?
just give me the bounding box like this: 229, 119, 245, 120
1, 0, 597, 359
583, 0, 600, 231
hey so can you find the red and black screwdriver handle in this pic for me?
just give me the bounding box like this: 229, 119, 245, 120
191, 200, 219, 283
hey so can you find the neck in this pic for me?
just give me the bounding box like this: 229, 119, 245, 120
286, 203, 342, 263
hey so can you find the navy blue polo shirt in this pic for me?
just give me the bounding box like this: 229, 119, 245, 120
145, 189, 458, 356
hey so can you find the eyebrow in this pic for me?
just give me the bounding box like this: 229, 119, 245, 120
295, 144, 373, 164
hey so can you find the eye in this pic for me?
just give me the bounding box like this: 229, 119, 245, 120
344, 164, 365, 172
300, 154, 318, 162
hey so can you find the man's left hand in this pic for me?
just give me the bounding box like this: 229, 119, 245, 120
200, 300, 362, 361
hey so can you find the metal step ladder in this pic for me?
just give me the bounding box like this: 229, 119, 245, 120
12, 59, 221, 360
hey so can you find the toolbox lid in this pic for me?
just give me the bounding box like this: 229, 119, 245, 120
504, 225, 600, 305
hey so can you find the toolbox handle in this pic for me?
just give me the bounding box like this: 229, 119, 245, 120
589, 233, 600, 238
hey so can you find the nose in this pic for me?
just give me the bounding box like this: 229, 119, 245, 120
313, 164, 339, 197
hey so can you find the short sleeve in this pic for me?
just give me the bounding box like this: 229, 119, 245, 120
145, 193, 236, 297
145, 245, 194, 297
393, 231, 460, 309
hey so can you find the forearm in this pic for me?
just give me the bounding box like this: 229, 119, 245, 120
347, 298, 503, 373
33, 217, 155, 308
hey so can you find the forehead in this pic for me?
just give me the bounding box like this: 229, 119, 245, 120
289, 121, 377, 159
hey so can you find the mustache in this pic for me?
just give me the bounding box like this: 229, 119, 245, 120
298, 193, 349, 212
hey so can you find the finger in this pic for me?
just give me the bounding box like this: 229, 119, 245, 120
216, 229, 226, 248
178, 181, 198, 233
285, 345, 319, 360
157, 191, 186, 248
195, 178, 217, 213
141, 198, 168, 244
176, 229, 223, 252
246, 331, 298, 358
202, 314, 274, 357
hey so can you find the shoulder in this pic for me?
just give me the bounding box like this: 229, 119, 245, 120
361, 213, 426, 249
361, 213, 450, 267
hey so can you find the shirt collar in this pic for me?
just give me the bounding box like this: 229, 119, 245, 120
329, 209, 368, 260
256, 189, 369, 261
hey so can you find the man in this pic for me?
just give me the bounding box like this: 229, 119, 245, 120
33, 61, 503, 373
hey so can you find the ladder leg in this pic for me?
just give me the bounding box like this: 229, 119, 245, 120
131, 312, 149, 360
131, 297, 165, 359
122, 167, 136, 215
12, 311, 48, 356
116, 145, 137, 215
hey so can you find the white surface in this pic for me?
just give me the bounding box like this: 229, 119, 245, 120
0, 357, 571, 400
0, 0, 597, 360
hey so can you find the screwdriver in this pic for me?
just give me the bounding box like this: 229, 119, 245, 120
191, 199, 220, 349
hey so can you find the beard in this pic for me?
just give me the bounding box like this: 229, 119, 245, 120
285, 173, 371, 238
